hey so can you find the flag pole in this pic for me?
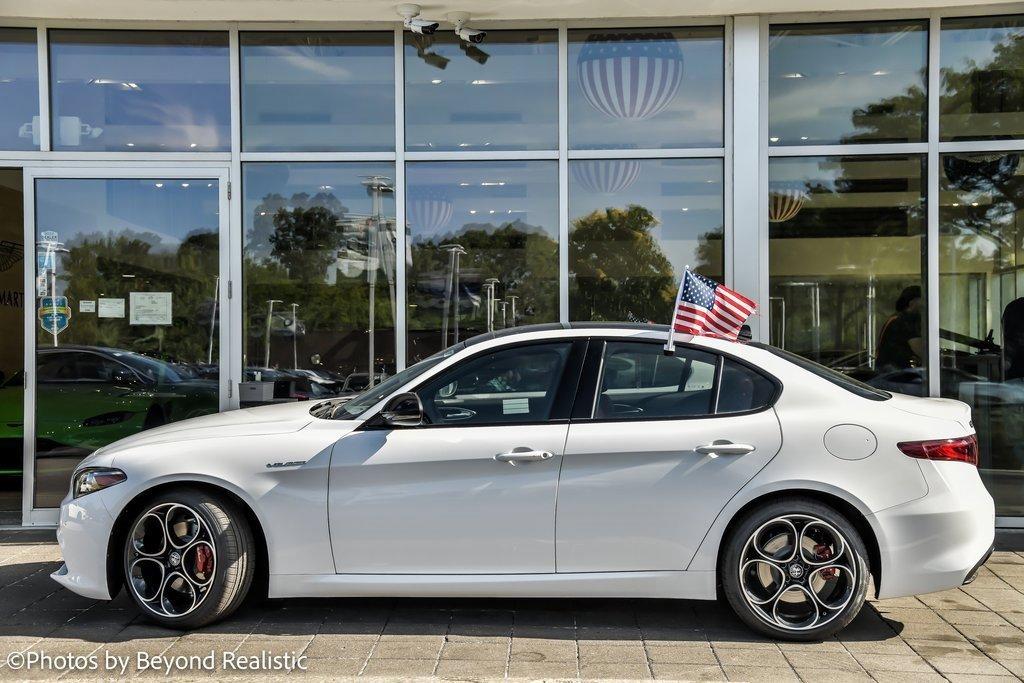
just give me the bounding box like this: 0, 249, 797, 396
664, 266, 689, 356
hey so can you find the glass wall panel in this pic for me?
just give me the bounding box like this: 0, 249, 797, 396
939, 151, 1024, 516
406, 161, 559, 362
49, 30, 230, 151
568, 27, 724, 150
768, 155, 927, 395
241, 32, 395, 152
0, 170, 23, 522
0, 29, 39, 151
769, 22, 927, 146
404, 30, 557, 151
243, 163, 397, 388
941, 16, 1024, 141
34, 178, 221, 507
568, 158, 724, 322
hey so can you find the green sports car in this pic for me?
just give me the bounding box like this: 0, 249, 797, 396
0, 346, 219, 482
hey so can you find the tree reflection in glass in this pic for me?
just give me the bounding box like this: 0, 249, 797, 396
405, 162, 559, 363
568, 158, 724, 323
243, 163, 397, 388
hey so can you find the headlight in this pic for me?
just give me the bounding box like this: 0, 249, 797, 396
72, 467, 127, 499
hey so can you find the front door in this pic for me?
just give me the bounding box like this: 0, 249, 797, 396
556, 340, 783, 573
26, 170, 229, 518
329, 340, 584, 574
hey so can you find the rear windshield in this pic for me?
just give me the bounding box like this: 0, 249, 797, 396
752, 343, 891, 401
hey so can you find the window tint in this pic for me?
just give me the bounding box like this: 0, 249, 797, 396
717, 360, 777, 413
596, 342, 717, 419
37, 352, 129, 383
417, 343, 571, 425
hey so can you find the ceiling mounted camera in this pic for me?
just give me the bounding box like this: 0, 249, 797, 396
448, 11, 487, 44
397, 4, 440, 35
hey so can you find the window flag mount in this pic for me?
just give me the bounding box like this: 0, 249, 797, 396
664, 267, 758, 356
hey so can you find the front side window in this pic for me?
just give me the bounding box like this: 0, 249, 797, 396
416, 343, 571, 426
595, 342, 718, 419
49, 30, 230, 151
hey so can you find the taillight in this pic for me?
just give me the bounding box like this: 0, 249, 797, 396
898, 434, 978, 466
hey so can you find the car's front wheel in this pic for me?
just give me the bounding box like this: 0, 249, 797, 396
123, 488, 254, 629
721, 497, 870, 640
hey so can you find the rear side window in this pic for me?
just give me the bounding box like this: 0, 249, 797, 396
595, 342, 719, 419
717, 360, 777, 414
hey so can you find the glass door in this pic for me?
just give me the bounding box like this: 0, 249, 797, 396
24, 169, 229, 522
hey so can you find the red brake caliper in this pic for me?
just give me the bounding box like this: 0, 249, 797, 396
814, 543, 837, 579
194, 545, 213, 579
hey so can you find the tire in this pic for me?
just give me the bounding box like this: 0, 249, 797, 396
721, 497, 870, 641
122, 488, 255, 630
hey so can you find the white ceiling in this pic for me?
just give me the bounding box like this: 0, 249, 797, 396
1, 0, 1022, 23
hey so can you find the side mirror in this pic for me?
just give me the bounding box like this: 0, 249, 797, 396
379, 392, 424, 428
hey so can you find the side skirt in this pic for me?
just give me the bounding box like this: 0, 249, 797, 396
268, 570, 717, 600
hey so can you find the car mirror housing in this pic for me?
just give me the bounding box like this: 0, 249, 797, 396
379, 392, 424, 428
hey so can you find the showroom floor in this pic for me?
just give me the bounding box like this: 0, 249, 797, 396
0, 530, 1020, 681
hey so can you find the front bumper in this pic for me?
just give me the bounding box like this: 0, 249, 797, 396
51, 490, 116, 600
871, 460, 995, 599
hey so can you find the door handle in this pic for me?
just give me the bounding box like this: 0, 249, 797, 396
695, 440, 756, 456
494, 449, 554, 466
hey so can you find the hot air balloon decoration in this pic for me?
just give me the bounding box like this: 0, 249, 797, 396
407, 186, 454, 234
768, 189, 806, 223
572, 159, 643, 195
577, 32, 685, 121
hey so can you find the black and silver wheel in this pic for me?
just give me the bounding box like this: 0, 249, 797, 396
722, 498, 870, 640
123, 488, 254, 629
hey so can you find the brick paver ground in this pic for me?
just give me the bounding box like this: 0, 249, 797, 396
0, 530, 1019, 681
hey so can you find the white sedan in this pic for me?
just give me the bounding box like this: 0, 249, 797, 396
52, 324, 995, 640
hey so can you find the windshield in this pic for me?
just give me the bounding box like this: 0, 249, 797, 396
752, 343, 891, 401
316, 344, 465, 419
114, 352, 183, 383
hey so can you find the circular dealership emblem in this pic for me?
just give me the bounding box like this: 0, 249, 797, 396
788, 564, 805, 580
168, 551, 181, 567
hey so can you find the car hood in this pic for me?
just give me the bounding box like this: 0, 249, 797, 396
96, 400, 319, 454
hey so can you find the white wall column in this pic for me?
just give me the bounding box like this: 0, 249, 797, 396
731, 15, 767, 341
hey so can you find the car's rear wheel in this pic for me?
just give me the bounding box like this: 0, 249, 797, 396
123, 488, 254, 629
721, 497, 870, 641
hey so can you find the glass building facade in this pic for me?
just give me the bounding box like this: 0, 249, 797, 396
1, 11, 1023, 525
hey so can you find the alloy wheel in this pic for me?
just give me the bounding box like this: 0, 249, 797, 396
737, 514, 858, 632
127, 503, 217, 619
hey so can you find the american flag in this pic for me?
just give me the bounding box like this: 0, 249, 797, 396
671, 270, 756, 341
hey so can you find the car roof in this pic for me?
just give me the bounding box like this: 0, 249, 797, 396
463, 322, 674, 348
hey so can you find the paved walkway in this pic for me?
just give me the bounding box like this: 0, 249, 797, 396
0, 530, 1020, 681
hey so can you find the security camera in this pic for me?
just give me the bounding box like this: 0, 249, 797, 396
405, 18, 440, 35
396, 4, 440, 35
448, 11, 486, 44
455, 27, 486, 44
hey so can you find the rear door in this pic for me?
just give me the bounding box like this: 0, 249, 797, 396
556, 340, 783, 573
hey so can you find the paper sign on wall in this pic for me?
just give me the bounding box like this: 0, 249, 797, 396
97, 298, 125, 319
79, 300, 96, 313
130, 292, 172, 326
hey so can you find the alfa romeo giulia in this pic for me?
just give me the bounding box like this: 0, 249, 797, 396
52, 323, 995, 640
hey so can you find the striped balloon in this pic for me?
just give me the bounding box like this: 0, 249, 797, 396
572, 159, 642, 195
577, 32, 685, 121
768, 190, 805, 223
407, 186, 454, 234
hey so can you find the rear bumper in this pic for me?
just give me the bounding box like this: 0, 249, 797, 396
871, 461, 995, 599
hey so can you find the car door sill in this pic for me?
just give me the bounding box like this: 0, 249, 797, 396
268, 570, 716, 600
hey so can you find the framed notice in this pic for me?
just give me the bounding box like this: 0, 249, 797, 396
97, 298, 125, 319
129, 292, 173, 326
